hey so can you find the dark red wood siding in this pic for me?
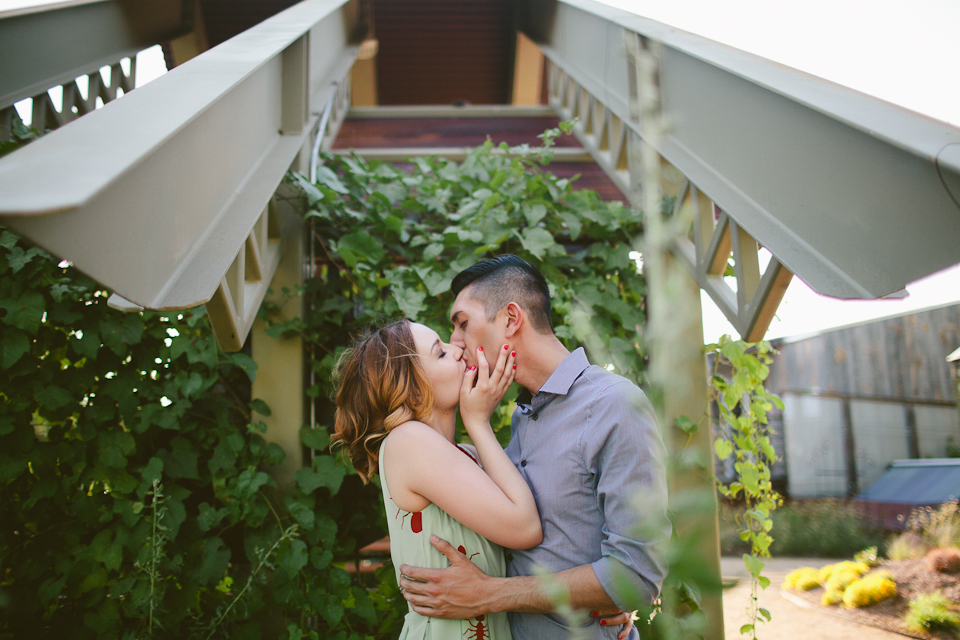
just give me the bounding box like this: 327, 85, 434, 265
372, 0, 516, 105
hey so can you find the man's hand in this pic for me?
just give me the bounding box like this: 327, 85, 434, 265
593, 608, 637, 640
398, 535, 497, 619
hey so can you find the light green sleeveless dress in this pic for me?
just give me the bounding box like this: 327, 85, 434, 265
379, 439, 512, 640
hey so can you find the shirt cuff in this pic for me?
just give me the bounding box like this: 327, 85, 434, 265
592, 556, 655, 612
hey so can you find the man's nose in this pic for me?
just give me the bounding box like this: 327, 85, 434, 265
450, 330, 465, 349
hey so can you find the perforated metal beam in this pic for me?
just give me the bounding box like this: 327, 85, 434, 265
0, 0, 189, 110
523, 0, 960, 301
0, 0, 361, 350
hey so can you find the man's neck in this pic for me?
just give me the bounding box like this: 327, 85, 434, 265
516, 335, 570, 395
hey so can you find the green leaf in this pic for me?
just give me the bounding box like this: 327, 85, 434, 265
36, 384, 72, 411
277, 538, 308, 577
1, 290, 45, 334
194, 537, 231, 585
714, 438, 733, 461
300, 426, 330, 450
197, 502, 230, 532
759, 607, 771, 621
558, 212, 582, 240
524, 204, 547, 226
228, 352, 258, 383
743, 553, 764, 578
339, 231, 386, 265
673, 416, 698, 436
313, 455, 346, 495
315, 166, 349, 194
423, 243, 444, 261
287, 500, 315, 530
295, 467, 323, 495
392, 286, 426, 320
120, 313, 144, 345
516, 227, 559, 260
740, 624, 754, 634
250, 398, 271, 416
311, 547, 333, 570
157, 437, 200, 479
1, 328, 30, 369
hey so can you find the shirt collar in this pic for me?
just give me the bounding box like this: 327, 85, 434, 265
517, 347, 590, 406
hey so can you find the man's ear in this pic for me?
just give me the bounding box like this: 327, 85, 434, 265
503, 302, 523, 338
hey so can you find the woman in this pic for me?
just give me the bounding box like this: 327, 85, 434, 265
333, 319, 539, 640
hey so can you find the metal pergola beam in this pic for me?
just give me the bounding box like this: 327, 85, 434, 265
522, 0, 960, 302
0, 0, 361, 350
0, 0, 190, 110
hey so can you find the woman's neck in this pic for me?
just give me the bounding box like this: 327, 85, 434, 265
427, 407, 457, 443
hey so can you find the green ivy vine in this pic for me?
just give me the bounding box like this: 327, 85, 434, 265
707, 337, 783, 639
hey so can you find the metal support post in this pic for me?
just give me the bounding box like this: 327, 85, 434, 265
251, 204, 305, 492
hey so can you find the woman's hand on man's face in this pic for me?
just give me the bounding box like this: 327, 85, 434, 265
459, 344, 516, 428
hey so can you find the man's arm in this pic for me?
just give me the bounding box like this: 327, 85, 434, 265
398, 536, 616, 618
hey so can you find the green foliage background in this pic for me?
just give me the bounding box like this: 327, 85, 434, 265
1, 125, 774, 639
0, 228, 399, 639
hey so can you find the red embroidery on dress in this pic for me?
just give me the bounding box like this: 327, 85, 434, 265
411, 511, 423, 533
395, 505, 423, 533
457, 545, 480, 561
465, 614, 487, 639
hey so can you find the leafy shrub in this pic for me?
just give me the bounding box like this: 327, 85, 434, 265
783, 567, 820, 591
854, 546, 880, 567
887, 531, 929, 561
719, 499, 884, 557
927, 547, 960, 573
817, 561, 871, 605
842, 570, 896, 608
904, 591, 960, 635
818, 561, 870, 586
0, 227, 399, 639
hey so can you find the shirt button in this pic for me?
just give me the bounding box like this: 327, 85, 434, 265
520, 459, 527, 467
531, 414, 539, 421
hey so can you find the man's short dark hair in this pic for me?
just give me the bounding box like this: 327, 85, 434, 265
451, 255, 553, 334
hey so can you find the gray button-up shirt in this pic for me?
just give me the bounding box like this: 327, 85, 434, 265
504, 348, 670, 639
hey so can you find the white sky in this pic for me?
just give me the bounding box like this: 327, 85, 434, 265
8, 0, 960, 345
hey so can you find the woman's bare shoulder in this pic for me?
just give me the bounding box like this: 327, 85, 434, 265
383, 421, 444, 452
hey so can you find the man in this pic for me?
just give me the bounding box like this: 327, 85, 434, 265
398, 255, 671, 639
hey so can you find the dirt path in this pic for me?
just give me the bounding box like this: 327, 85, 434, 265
720, 557, 905, 640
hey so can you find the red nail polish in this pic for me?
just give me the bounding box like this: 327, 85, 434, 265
478, 346, 483, 352
504, 345, 509, 350
591, 612, 598, 618
511, 351, 516, 357
470, 366, 476, 371
513, 365, 516, 369
600, 620, 607, 626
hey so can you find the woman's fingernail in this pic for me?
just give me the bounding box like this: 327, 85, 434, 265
513, 365, 516, 369
511, 351, 516, 357
478, 346, 483, 352
591, 611, 598, 618
503, 344, 509, 350
470, 366, 476, 371
600, 620, 607, 626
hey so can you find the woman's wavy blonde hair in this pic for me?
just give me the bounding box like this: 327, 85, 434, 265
332, 319, 435, 483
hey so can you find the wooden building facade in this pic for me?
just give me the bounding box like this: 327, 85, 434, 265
755, 303, 960, 498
